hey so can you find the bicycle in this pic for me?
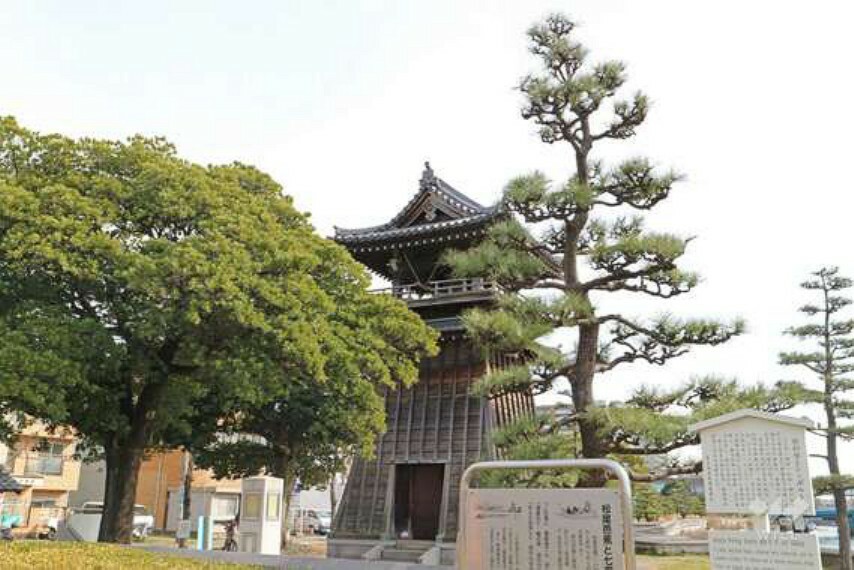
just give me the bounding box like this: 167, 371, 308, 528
222, 520, 238, 552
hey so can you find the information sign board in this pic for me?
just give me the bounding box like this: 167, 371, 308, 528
709, 530, 821, 570
692, 411, 815, 515
460, 488, 624, 570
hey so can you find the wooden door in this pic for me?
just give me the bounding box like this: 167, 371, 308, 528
409, 464, 444, 540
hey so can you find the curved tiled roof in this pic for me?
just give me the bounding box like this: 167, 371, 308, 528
335, 210, 501, 245
333, 162, 498, 244
333, 162, 561, 279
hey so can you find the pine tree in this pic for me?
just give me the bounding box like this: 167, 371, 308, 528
661, 480, 704, 518
780, 267, 854, 570
633, 484, 670, 522
446, 14, 796, 484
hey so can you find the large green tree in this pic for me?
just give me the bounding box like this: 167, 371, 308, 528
446, 14, 789, 484
780, 267, 854, 570
0, 117, 436, 542
190, 292, 436, 536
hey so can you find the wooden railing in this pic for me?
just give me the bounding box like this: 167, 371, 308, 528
371, 278, 498, 301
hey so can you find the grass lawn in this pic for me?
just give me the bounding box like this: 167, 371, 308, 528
0, 541, 260, 569
638, 554, 710, 570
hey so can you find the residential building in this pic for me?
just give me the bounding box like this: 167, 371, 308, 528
0, 422, 81, 532
70, 450, 243, 531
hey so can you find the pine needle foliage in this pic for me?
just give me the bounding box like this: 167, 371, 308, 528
445, 14, 789, 485
779, 267, 854, 569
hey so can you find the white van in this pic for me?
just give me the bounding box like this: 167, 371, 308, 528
76, 502, 154, 540
290, 508, 332, 535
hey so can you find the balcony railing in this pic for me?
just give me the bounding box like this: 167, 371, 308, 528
372, 278, 499, 301
24, 453, 63, 476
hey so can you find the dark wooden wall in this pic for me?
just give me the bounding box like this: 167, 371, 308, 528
332, 335, 494, 540
332, 335, 536, 542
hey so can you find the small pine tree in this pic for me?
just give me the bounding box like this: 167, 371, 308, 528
780, 267, 854, 570
633, 484, 670, 522
662, 480, 705, 518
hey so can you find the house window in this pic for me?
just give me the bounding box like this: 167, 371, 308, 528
211, 495, 239, 519
24, 441, 64, 476
30, 497, 58, 509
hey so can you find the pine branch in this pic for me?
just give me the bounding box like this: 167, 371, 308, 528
586, 268, 698, 299
629, 461, 702, 483
592, 92, 649, 142
592, 158, 682, 210
598, 314, 743, 371
780, 351, 826, 374
774, 380, 824, 403
601, 273, 697, 298
813, 474, 854, 494
577, 219, 698, 296
612, 433, 698, 455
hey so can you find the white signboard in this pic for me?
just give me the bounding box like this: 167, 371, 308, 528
461, 488, 624, 570
13, 476, 43, 487
699, 418, 814, 515
176, 520, 191, 540
709, 530, 821, 570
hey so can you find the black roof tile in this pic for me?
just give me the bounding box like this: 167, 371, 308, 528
0, 467, 23, 493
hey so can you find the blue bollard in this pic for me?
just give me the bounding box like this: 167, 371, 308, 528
196, 516, 205, 550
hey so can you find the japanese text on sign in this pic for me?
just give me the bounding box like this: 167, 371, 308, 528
461, 488, 624, 570
702, 428, 814, 515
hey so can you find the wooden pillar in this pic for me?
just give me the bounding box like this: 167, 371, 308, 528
436, 462, 452, 542
382, 465, 396, 540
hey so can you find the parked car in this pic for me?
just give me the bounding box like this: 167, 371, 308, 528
291, 508, 332, 535
78, 502, 154, 540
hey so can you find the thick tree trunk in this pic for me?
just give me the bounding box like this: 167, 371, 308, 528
274, 453, 295, 547
98, 445, 121, 542
566, 140, 605, 486
573, 320, 606, 487
282, 473, 297, 547
329, 474, 338, 517
98, 381, 166, 543
99, 442, 146, 543
177, 451, 193, 548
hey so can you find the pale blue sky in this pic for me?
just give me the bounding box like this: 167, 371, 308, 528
3, 1, 854, 472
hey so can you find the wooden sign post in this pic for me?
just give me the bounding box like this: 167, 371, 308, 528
457, 458, 636, 570
690, 409, 821, 570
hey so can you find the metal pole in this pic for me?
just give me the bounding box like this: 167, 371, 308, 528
457, 458, 636, 570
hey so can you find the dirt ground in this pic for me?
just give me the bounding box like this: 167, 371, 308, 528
637, 554, 709, 570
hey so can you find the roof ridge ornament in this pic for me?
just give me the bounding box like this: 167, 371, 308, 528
420, 161, 436, 189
